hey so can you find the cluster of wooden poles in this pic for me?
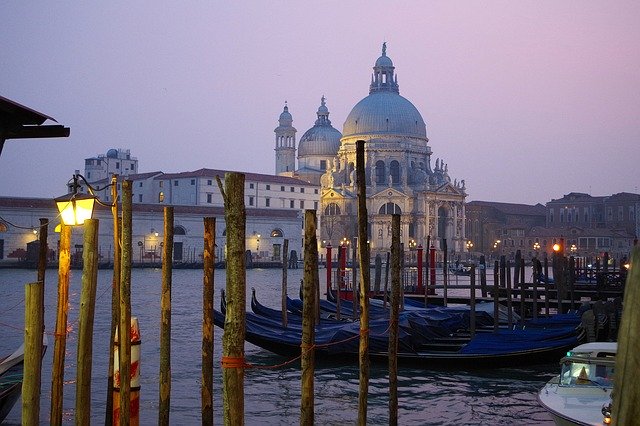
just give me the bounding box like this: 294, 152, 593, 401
18, 138, 640, 424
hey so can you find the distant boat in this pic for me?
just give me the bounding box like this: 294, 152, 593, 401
0, 336, 48, 423
537, 341, 616, 425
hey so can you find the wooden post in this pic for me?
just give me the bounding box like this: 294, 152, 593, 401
388, 214, 401, 426
300, 210, 318, 425
519, 259, 526, 325
50, 223, 71, 425
326, 243, 332, 298
217, 173, 246, 425
159, 208, 175, 426
23, 218, 47, 424
493, 259, 500, 332
479, 255, 487, 298
513, 250, 521, 287
23, 282, 43, 426
352, 239, 358, 319
611, 247, 640, 423
374, 254, 382, 294
118, 180, 133, 426
417, 245, 423, 294
470, 265, 476, 338
543, 253, 550, 316
568, 256, 576, 311
383, 252, 390, 309
506, 259, 513, 329
443, 239, 448, 306
200, 215, 214, 426
76, 218, 100, 424
282, 239, 289, 328
356, 139, 370, 426
106, 175, 121, 425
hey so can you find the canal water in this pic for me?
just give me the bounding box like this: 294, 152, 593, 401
0, 267, 555, 425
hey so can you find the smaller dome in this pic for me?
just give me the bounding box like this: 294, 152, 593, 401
279, 103, 292, 123
298, 96, 342, 157
106, 149, 118, 159
375, 54, 393, 68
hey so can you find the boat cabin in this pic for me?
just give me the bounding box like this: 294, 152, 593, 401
558, 342, 616, 387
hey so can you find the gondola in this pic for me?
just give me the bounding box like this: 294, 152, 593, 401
215, 292, 583, 368
0, 335, 48, 423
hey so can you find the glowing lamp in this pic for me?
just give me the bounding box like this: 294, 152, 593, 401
552, 243, 561, 252
55, 192, 96, 226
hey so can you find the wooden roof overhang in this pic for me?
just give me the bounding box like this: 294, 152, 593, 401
0, 95, 70, 157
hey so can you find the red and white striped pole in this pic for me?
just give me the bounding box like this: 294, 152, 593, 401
113, 317, 141, 426
326, 244, 332, 299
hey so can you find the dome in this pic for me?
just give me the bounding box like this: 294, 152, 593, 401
106, 148, 118, 158
278, 104, 292, 124
342, 43, 427, 139
342, 91, 426, 138
298, 96, 342, 157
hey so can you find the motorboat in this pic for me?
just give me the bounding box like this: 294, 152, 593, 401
537, 342, 616, 425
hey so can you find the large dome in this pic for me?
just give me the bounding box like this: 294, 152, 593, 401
342, 44, 427, 139
342, 92, 426, 138
298, 96, 342, 157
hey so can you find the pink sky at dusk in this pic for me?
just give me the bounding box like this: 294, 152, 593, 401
1, 1, 639, 205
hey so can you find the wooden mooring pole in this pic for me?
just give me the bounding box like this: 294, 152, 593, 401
159, 207, 175, 426
611, 246, 640, 423
106, 175, 121, 425
356, 139, 370, 426
76, 219, 100, 424
23, 218, 47, 425
388, 214, 401, 426
470, 265, 476, 338
218, 173, 246, 425
117, 180, 133, 426
200, 215, 214, 425
50, 223, 71, 425
300, 210, 318, 425
282, 239, 289, 328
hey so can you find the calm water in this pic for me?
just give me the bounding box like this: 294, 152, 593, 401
0, 267, 555, 425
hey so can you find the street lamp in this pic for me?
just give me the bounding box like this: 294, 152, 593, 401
55, 173, 115, 225
533, 241, 540, 253
466, 240, 474, 251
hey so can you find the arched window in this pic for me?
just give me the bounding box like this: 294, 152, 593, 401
174, 225, 186, 235
389, 160, 400, 184
325, 203, 341, 215
0, 222, 7, 232
222, 229, 227, 236
158, 192, 164, 202
378, 203, 401, 215
271, 229, 283, 237
375, 160, 386, 184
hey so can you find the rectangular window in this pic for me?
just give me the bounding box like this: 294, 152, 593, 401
249, 196, 254, 206
314, 201, 318, 210
314, 189, 318, 194
281, 186, 285, 191
138, 194, 142, 202
290, 200, 295, 208
191, 179, 196, 185
266, 184, 271, 190
174, 181, 179, 186
320, 160, 327, 170
290, 187, 295, 192
300, 188, 305, 193
618, 206, 624, 220
87, 172, 91, 179
159, 181, 164, 188
249, 183, 254, 189
300, 200, 304, 209
139, 182, 143, 187
207, 194, 212, 203
116, 162, 120, 169
266, 198, 270, 207
207, 179, 212, 185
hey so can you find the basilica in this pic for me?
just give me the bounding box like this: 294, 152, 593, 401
275, 44, 468, 256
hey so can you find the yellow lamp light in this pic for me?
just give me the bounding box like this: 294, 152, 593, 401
552, 243, 561, 252
55, 192, 96, 226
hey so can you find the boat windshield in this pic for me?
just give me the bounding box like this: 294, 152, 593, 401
559, 359, 614, 387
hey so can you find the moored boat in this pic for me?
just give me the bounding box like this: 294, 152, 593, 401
537, 342, 616, 425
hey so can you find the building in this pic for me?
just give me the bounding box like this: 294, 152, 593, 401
83, 148, 138, 184
318, 44, 467, 256
0, 196, 302, 265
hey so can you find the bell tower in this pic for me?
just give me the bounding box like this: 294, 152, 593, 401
274, 102, 297, 175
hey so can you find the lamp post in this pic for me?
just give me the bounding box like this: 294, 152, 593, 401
53, 173, 119, 424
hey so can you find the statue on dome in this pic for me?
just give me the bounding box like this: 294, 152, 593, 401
382, 42, 387, 56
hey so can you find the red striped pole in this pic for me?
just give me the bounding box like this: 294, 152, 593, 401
113, 317, 141, 426
326, 244, 332, 299
429, 245, 436, 295
417, 245, 423, 293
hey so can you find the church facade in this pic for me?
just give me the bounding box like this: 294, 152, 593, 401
275, 44, 468, 256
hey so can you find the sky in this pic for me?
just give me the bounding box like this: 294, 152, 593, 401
1, 1, 639, 205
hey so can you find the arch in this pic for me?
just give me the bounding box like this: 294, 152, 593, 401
174, 225, 186, 235
325, 203, 341, 215
271, 228, 283, 238
375, 160, 386, 184
389, 160, 400, 184
379, 202, 401, 215
0, 222, 7, 232
222, 229, 227, 237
